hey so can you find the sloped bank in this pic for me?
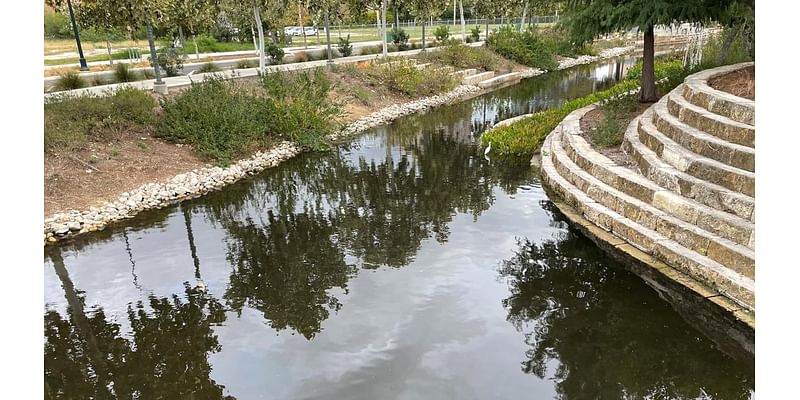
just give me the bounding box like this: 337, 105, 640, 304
44, 45, 637, 245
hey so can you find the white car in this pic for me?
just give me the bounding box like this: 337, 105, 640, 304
283, 26, 302, 36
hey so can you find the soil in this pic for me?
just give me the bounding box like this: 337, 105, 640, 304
580, 101, 652, 170
708, 66, 754, 100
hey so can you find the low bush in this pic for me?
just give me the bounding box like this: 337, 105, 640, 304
52, 72, 87, 91
470, 26, 481, 42
416, 43, 505, 71
591, 94, 637, 147
434, 25, 450, 42
391, 27, 410, 51
486, 26, 558, 71
338, 34, 353, 57
235, 59, 256, 69
197, 62, 222, 73
293, 51, 309, 62
142, 68, 156, 79
45, 87, 155, 152
157, 69, 339, 164
113, 63, 142, 83
266, 42, 285, 63
154, 47, 184, 76
365, 60, 458, 96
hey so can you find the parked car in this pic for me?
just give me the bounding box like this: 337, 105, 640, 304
284, 26, 303, 36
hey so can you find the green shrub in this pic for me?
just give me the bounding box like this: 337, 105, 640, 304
197, 62, 222, 73
157, 69, 338, 164
52, 72, 87, 91
470, 26, 481, 42
338, 34, 353, 57
113, 63, 142, 83
417, 43, 503, 71
44, 11, 71, 38
366, 60, 458, 96
266, 42, 285, 63
434, 25, 450, 42
142, 68, 156, 79
235, 59, 256, 69
486, 26, 558, 71
391, 27, 410, 51
45, 88, 155, 152
482, 60, 696, 156
154, 47, 184, 76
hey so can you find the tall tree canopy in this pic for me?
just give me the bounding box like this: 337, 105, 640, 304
561, 0, 734, 102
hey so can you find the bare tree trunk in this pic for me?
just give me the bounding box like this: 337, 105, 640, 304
325, 8, 333, 63
105, 34, 113, 66
299, 4, 308, 49
251, 24, 258, 54
422, 21, 426, 50
459, 0, 466, 40
640, 25, 657, 103
178, 26, 186, 52
254, 5, 266, 72
381, 0, 388, 58
520, 2, 528, 32
453, 0, 457, 25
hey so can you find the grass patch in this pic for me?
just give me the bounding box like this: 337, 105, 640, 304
197, 62, 222, 73
591, 94, 638, 147
486, 26, 558, 71
45, 87, 156, 152
43, 50, 131, 66
364, 59, 458, 96
113, 63, 142, 83
157, 69, 339, 165
52, 72, 87, 91
416, 43, 509, 72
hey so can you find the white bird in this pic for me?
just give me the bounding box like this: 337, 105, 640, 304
484, 141, 492, 156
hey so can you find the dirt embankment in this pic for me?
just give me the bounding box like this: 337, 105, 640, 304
708, 66, 754, 100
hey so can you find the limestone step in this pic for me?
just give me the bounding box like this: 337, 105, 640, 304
622, 115, 755, 222
541, 132, 755, 311
450, 68, 477, 80
637, 109, 755, 197
550, 129, 755, 279
559, 107, 753, 248
477, 72, 522, 89
667, 90, 755, 148
681, 63, 755, 126
462, 71, 495, 85
652, 98, 755, 172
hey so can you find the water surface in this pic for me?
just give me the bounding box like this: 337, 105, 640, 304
44, 57, 754, 400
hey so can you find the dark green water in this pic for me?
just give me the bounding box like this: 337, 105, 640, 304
44, 57, 754, 400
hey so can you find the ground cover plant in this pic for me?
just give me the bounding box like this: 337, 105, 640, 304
45, 87, 156, 152
486, 26, 559, 71
157, 69, 339, 164
364, 60, 458, 96
416, 43, 509, 72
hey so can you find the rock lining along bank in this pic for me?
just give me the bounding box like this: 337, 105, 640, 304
44, 46, 637, 245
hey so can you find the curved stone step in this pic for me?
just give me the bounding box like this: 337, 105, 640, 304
637, 109, 755, 197
681, 63, 754, 126
462, 71, 495, 85
450, 68, 477, 80
667, 90, 755, 148
477, 72, 522, 89
652, 99, 755, 172
622, 115, 755, 223
560, 107, 753, 248
541, 131, 755, 311
550, 129, 754, 279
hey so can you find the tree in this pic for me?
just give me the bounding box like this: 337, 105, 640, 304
164, 0, 219, 58
561, 0, 733, 102
408, 0, 448, 50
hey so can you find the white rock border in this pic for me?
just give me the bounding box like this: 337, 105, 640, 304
43, 45, 638, 245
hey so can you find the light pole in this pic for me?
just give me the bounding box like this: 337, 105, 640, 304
66, 0, 89, 71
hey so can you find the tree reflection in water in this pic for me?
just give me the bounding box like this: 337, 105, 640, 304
207, 127, 532, 339
498, 201, 754, 399
45, 250, 234, 400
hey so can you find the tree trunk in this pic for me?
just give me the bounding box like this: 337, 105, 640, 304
381, 0, 388, 58
376, 8, 381, 39
422, 21, 426, 50
254, 4, 266, 72
459, 0, 466, 40
639, 25, 657, 103
105, 35, 113, 66
485, 20, 489, 40
453, 0, 457, 25
395, 5, 400, 28
194, 36, 200, 59
251, 24, 258, 54
325, 9, 333, 63
178, 26, 186, 52
520, 2, 528, 32
299, 4, 308, 49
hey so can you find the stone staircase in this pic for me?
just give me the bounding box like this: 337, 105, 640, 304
539, 63, 755, 319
